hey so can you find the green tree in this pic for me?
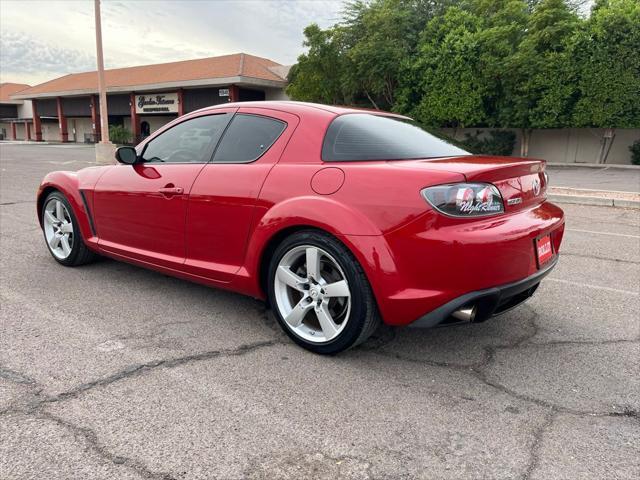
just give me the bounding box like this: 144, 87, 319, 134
340, 0, 448, 109
502, 0, 581, 155
286, 24, 347, 104
400, 1, 529, 130
572, 0, 640, 128
571, 0, 640, 162
467, 0, 530, 124
108, 125, 131, 145
287, 0, 638, 165
287, 0, 449, 108
399, 6, 487, 129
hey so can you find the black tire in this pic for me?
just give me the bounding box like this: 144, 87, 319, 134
41, 191, 97, 266
267, 229, 381, 354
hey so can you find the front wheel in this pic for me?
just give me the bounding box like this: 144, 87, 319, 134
268, 230, 380, 354
41, 191, 97, 266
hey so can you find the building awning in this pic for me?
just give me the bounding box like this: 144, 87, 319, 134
0, 117, 55, 122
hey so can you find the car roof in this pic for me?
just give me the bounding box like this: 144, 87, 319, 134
197, 100, 411, 120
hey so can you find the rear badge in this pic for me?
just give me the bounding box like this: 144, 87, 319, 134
507, 197, 523, 205
532, 178, 541, 196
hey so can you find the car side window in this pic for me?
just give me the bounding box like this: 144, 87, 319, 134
141, 114, 232, 164
213, 114, 286, 163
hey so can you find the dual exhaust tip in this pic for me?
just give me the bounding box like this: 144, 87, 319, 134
451, 305, 477, 323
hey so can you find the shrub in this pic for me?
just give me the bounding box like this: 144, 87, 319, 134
630, 139, 640, 166
109, 125, 132, 145
461, 130, 516, 156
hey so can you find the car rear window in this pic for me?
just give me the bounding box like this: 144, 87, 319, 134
321, 113, 470, 161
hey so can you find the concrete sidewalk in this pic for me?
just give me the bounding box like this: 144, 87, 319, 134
547, 164, 640, 208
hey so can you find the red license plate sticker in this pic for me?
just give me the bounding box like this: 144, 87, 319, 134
536, 234, 553, 267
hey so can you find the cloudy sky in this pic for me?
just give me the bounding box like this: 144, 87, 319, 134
0, 0, 344, 86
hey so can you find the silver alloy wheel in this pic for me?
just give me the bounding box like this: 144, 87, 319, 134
43, 198, 74, 260
274, 245, 352, 343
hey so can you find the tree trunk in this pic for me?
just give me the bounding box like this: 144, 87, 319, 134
520, 128, 532, 157
384, 78, 394, 107
597, 128, 615, 164
364, 90, 380, 110
602, 128, 616, 164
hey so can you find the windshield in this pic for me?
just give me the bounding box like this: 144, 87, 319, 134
321, 113, 470, 161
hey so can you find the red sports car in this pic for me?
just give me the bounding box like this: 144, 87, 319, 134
38, 102, 564, 354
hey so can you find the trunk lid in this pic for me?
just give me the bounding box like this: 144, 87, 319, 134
391, 155, 548, 212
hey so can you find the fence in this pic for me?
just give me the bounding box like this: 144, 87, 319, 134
440, 128, 640, 165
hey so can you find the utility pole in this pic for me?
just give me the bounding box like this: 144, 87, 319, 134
94, 0, 115, 163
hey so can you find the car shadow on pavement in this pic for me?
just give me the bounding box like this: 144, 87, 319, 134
79, 255, 538, 371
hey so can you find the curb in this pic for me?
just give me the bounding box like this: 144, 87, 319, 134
548, 194, 640, 209
613, 198, 640, 209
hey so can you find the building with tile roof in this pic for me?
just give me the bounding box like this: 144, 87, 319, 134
8, 53, 289, 143
0, 83, 32, 140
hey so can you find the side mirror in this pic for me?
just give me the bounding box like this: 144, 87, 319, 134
115, 146, 138, 165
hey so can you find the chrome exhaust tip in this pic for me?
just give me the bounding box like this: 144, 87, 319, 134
451, 305, 477, 323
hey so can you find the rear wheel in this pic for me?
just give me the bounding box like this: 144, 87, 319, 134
268, 230, 380, 354
42, 191, 97, 266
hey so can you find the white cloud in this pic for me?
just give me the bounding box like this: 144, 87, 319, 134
0, 0, 343, 85
0, 30, 95, 84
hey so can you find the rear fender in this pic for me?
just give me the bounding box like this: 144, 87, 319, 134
234, 196, 384, 298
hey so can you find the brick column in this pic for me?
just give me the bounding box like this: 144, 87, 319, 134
24, 121, 31, 141
130, 92, 140, 144
90, 95, 100, 142
177, 88, 185, 116
10, 122, 17, 140
229, 85, 240, 102
32, 100, 42, 141
56, 97, 68, 142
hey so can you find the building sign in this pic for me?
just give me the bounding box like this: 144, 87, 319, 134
135, 93, 179, 114
219, 89, 229, 97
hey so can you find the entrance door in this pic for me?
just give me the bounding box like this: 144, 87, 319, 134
93, 111, 234, 269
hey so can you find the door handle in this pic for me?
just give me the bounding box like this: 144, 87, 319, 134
158, 186, 184, 195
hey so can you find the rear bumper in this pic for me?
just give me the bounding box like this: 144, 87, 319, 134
343, 200, 565, 326
410, 256, 558, 328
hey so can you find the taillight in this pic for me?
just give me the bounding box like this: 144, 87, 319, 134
421, 183, 504, 218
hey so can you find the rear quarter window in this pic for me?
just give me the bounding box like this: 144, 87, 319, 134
321, 113, 470, 161
213, 114, 286, 163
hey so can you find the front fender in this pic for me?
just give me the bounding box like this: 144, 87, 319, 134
37, 167, 107, 246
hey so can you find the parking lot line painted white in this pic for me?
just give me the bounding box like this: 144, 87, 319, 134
47, 161, 86, 165
547, 277, 639, 296
566, 228, 640, 239
38, 145, 94, 149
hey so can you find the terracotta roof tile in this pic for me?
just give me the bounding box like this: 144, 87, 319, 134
14, 54, 286, 98
0, 83, 31, 101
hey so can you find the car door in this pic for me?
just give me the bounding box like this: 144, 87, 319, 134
93, 110, 235, 269
184, 107, 299, 282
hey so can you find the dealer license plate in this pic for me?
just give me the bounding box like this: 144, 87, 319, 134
536, 234, 554, 267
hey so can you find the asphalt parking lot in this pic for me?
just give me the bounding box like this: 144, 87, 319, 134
548, 165, 640, 193
1, 143, 638, 480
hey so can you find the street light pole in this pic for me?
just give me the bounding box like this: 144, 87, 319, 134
94, 0, 115, 163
